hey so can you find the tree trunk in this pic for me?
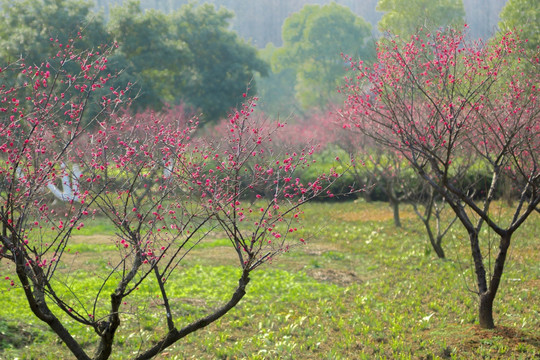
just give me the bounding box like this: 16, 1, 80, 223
477, 232, 512, 329
432, 237, 446, 259
15, 262, 91, 360
464, 227, 496, 329
467, 229, 488, 293
479, 292, 495, 329
422, 218, 445, 258
390, 199, 401, 227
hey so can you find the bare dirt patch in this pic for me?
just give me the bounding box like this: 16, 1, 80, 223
450, 324, 540, 358
302, 243, 343, 256
306, 268, 361, 286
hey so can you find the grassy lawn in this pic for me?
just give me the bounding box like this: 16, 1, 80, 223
0, 200, 538, 359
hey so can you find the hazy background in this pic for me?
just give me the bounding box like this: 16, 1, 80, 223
93, 0, 508, 47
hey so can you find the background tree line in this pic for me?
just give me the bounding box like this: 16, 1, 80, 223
256, 0, 537, 116
1, 0, 535, 121
93, 0, 507, 46
0, 0, 268, 123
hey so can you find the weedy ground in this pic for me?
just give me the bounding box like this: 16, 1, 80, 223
0, 200, 538, 359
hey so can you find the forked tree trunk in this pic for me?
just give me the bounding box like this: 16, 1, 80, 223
411, 192, 447, 259
421, 212, 446, 258
465, 226, 496, 329
429, 234, 446, 259
472, 230, 513, 329
477, 232, 513, 329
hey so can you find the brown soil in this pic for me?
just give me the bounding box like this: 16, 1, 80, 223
306, 268, 361, 286
458, 324, 540, 358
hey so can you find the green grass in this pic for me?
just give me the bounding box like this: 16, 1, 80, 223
0, 200, 538, 359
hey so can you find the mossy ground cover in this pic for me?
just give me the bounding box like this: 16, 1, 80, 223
0, 200, 538, 359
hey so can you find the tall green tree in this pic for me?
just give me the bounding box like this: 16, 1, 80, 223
498, 0, 539, 51
0, 0, 108, 64
376, 0, 465, 38
108, 0, 190, 111
272, 3, 374, 110
1, 0, 267, 122
255, 43, 300, 118
109, 1, 268, 122
0, 0, 112, 126
170, 3, 268, 122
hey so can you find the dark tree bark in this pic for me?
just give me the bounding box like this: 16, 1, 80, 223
389, 197, 402, 228
479, 292, 495, 329
424, 221, 446, 259
11, 247, 91, 360
478, 232, 512, 329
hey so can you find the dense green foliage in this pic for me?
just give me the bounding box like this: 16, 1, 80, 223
106, 1, 188, 111
270, 3, 374, 110
298, 150, 500, 203
0, 0, 267, 122
169, 3, 268, 121
0, 0, 109, 62
0, 202, 538, 358
498, 0, 539, 51
255, 43, 300, 117
376, 0, 465, 38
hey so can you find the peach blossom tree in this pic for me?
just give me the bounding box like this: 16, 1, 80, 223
340, 27, 539, 328
0, 39, 341, 359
